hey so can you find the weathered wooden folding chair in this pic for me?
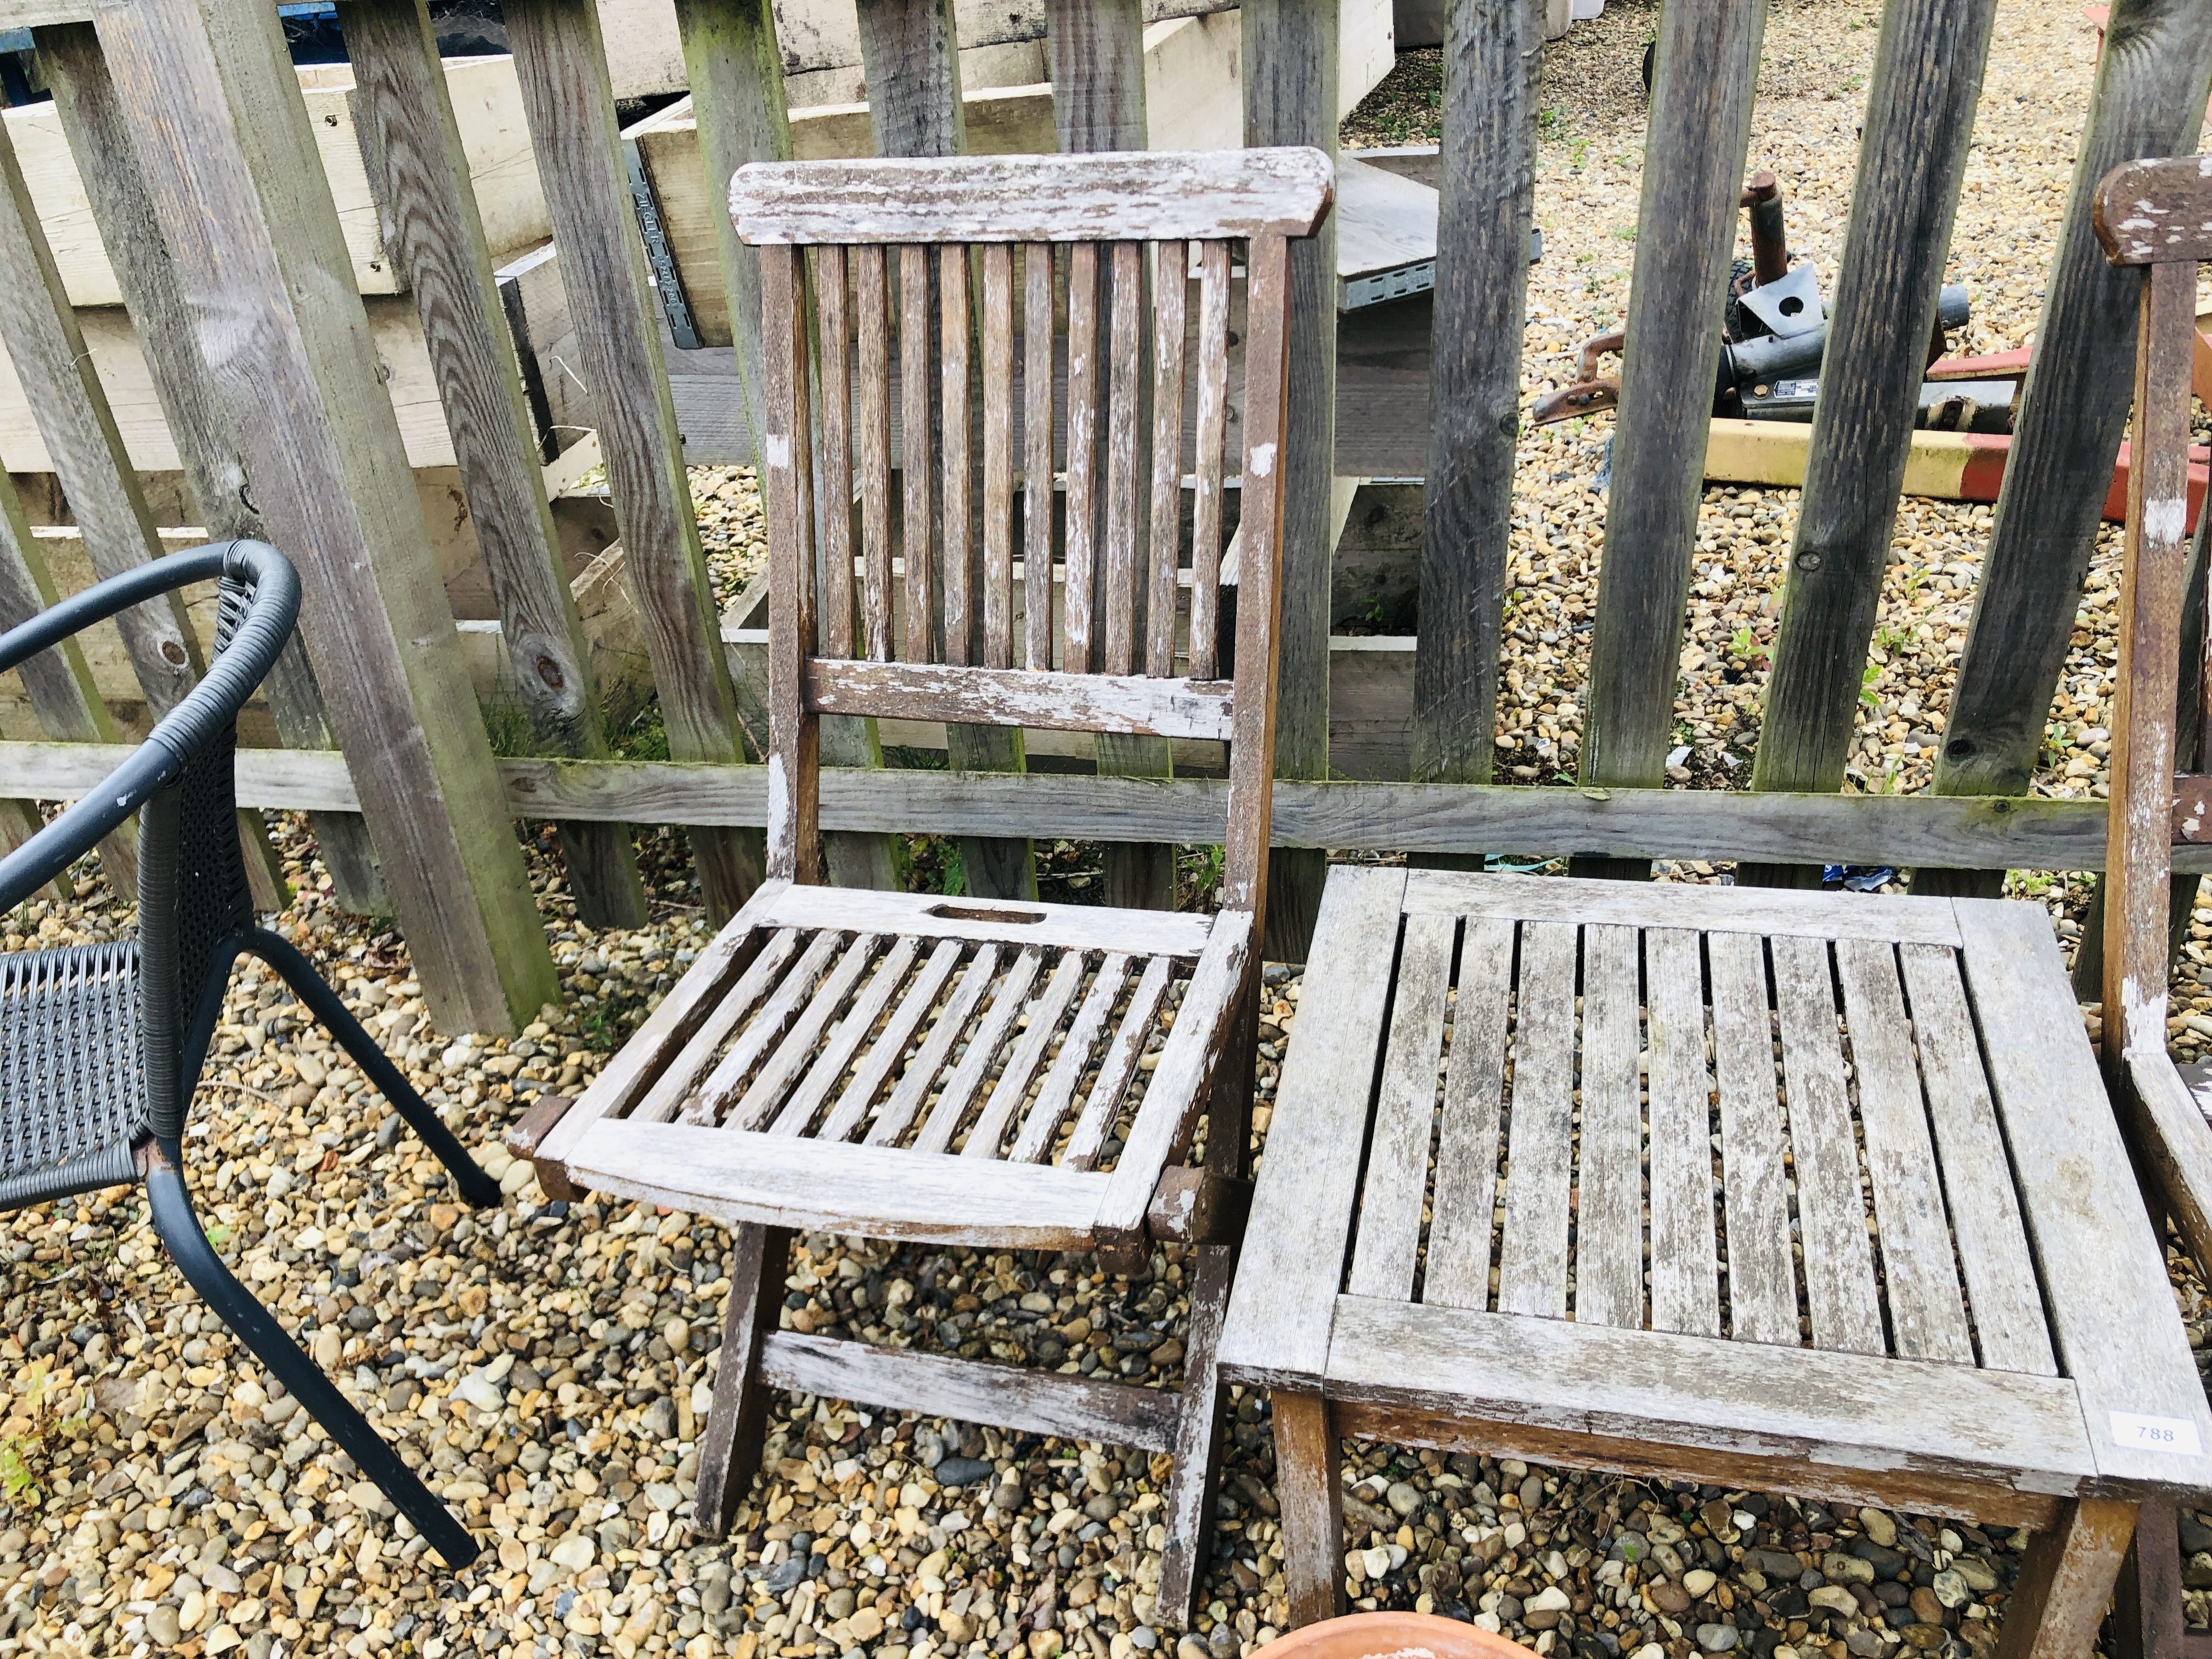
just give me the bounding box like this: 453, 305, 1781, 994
522, 146, 1331, 1622
1218, 157, 2212, 1658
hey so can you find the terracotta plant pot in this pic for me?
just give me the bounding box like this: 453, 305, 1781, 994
1261, 1613, 1533, 1659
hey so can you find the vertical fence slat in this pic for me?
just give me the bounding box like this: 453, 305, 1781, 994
1742, 0, 2000, 888
1242, 0, 1337, 960
0, 472, 140, 902
1023, 242, 1055, 673
0, 106, 290, 910
1047, 0, 1147, 153
1575, 0, 1766, 878
98, 0, 558, 1031
672, 0, 791, 474
1413, 0, 1541, 801
506, 0, 764, 921
1922, 0, 2212, 899
855, 0, 968, 160
342, 0, 650, 932
35, 19, 388, 917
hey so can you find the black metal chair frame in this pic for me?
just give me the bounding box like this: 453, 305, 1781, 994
0, 541, 494, 1568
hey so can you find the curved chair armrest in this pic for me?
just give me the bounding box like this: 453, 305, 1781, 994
0, 540, 300, 911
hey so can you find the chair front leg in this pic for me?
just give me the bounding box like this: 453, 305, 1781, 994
693, 1222, 793, 1540
245, 927, 501, 1207
1157, 1239, 1236, 1630
1994, 1498, 2137, 1659
141, 1142, 481, 1569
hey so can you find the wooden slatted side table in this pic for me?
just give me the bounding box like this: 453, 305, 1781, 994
1222, 864, 2212, 1658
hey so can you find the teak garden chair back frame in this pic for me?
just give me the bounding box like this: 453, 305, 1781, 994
529, 146, 1334, 1627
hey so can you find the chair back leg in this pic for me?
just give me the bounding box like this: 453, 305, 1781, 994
246, 927, 501, 1207
141, 1144, 482, 1568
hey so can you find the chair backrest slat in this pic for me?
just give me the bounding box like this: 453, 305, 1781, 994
1023, 241, 1056, 673
900, 243, 935, 665
1147, 239, 1188, 680
816, 247, 856, 661
940, 245, 974, 668
735, 146, 1333, 902
1104, 240, 1146, 677
1063, 240, 1102, 675
981, 243, 1017, 670
1188, 239, 1233, 680
855, 245, 895, 663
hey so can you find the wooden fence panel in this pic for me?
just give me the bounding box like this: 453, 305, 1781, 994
1744, 0, 1999, 888
342, 0, 650, 932
1243, 0, 1336, 960
96, 0, 558, 1032
1922, 0, 2212, 898
33, 18, 389, 917
507, 0, 764, 921
1412, 0, 1541, 806
1573, 0, 1765, 879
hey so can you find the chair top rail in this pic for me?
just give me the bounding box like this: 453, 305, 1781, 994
2094, 155, 2212, 265
730, 147, 1335, 246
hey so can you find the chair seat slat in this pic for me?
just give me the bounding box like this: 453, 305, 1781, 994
1708, 929, 1798, 1346
630, 928, 805, 1126
964, 947, 1090, 1160
913, 946, 1047, 1155
1063, 954, 1174, 1171
1009, 951, 1133, 1164
819, 937, 966, 1143
866, 945, 1002, 1147
771, 935, 922, 1138
727, 933, 886, 1133
682, 929, 847, 1126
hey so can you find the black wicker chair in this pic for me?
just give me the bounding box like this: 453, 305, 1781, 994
0, 541, 494, 1568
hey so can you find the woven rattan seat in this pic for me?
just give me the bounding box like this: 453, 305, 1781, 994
0, 941, 149, 1209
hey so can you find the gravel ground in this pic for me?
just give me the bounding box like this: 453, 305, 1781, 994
5, 4, 2212, 1659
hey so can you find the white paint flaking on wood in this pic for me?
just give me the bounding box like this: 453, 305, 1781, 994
1249, 442, 1275, 478
2145, 496, 2188, 545
765, 433, 792, 469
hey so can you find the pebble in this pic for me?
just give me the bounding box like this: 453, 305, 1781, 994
1683, 1567, 1718, 1598
1859, 1508, 1898, 1547
1695, 1623, 1739, 1652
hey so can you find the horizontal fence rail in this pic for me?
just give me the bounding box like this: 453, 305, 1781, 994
0, 741, 2181, 874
